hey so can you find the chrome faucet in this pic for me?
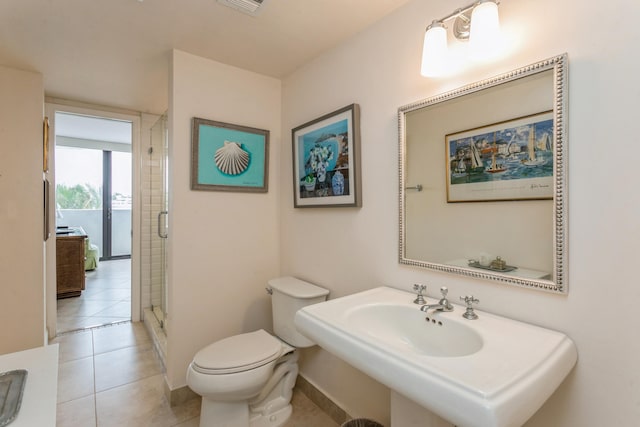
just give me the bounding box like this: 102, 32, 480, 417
420, 287, 454, 313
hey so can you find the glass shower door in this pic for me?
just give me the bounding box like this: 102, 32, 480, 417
148, 114, 168, 328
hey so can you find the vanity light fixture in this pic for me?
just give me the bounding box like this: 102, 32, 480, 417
420, 0, 501, 77
421, 21, 448, 77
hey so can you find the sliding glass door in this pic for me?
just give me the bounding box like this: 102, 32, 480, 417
105, 151, 132, 258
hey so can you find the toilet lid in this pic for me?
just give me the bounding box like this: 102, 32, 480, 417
192, 329, 283, 374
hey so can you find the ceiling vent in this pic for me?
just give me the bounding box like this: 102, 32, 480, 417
217, 0, 268, 16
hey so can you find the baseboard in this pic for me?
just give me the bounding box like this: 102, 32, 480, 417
165, 381, 201, 407
295, 374, 350, 425
142, 308, 167, 367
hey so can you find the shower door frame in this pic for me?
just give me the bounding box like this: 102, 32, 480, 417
147, 114, 169, 328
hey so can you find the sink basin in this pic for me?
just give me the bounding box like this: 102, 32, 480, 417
346, 304, 483, 357
294, 286, 577, 427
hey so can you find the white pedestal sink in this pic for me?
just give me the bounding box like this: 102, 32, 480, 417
294, 287, 577, 427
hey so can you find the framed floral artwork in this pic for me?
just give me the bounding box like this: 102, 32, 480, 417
291, 104, 361, 208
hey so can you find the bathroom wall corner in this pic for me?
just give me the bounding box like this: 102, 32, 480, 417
295, 374, 349, 425
165, 382, 200, 408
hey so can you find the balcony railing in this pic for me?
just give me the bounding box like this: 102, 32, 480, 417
57, 209, 131, 258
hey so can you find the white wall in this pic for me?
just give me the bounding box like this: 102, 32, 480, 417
0, 65, 45, 353
166, 50, 282, 389
281, 0, 640, 425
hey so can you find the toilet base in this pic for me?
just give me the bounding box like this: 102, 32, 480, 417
198, 399, 292, 427
196, 351, 298, 427
200, 400, 249, 427
249, 404, 292, 427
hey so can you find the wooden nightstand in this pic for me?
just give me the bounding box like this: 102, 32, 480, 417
56, 227, 87, 298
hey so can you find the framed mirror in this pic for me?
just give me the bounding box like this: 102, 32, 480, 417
398, 54, 568, 293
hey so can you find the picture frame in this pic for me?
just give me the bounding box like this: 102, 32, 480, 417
446, 111, 554, 203
292, 104, 361, 208
191, 117, 269, 193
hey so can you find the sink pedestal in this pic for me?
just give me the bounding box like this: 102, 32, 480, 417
391, 391, 453, 427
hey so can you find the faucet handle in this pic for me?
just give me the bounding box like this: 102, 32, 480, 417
460, 295, 480, 320
460, 295, 479, 305
413, 284, 427, 304
440, 287, 449, 298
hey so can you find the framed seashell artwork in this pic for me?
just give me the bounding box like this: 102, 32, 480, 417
191, 117, 269, 192
292, 103, 362, 208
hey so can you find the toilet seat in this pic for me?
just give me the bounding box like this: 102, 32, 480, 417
192, 329, 283, 375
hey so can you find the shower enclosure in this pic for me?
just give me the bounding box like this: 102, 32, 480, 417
142, 114, 168, 350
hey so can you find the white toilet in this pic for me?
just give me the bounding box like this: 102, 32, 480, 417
186, 276, 329, 427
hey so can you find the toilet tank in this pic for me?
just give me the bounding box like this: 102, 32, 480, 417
268, 276, 329, 348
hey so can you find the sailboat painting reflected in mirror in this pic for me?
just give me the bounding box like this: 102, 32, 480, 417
446, 111, 554, 203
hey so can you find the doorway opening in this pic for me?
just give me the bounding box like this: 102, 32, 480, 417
54, 111, 134, 333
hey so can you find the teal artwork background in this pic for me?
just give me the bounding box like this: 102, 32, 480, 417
197, 124, 266, 187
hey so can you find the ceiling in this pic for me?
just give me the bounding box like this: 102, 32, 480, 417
55, 112, 132, 144
0, 0, 411, 113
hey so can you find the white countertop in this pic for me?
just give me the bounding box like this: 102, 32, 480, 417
0, 344, 58, 427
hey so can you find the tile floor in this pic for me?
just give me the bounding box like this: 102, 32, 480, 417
53, 321, 339, 426
53, 321, 197, 426
57, 259, 132, 333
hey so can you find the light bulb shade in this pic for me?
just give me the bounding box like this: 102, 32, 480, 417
469, 0, 501, 59
421, 23, 447, 77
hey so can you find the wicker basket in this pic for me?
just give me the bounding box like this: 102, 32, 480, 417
341, 419, 384, 427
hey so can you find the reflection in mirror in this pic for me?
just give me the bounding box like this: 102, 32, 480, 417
399, 55, 567, 293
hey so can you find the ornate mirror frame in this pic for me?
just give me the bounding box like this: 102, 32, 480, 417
398, 54, 568, 293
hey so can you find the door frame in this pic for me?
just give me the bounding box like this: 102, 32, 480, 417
45, 100, 142, 338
